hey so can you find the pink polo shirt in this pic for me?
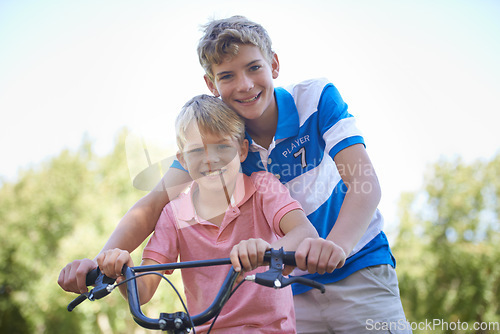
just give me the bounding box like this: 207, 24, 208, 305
142, 171, 302, 333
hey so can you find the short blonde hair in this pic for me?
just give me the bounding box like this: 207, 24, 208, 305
197, 16, 274, 81
175, 95, 246, 151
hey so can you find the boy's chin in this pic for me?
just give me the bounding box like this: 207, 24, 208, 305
197, 185, 229, 198
198, 176, 238, 193
197, 178, 228, 189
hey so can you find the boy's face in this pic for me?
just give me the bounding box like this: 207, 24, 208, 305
204, 44, 279, 122
178, 122, 248, 193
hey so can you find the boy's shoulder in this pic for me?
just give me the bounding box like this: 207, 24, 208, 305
281, 77, 331, 97
279, 77, 338, 114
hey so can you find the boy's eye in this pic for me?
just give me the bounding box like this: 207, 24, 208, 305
219, 74, 233, 80
186, 147, 204, 155
249, 65, 261, 71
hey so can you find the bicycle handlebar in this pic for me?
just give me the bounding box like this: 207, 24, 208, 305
67, 248, 325, 332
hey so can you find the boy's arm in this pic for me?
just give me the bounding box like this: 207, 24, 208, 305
329, 144, 381, 255
58, 167, 191, 294
272, 209, 320, 276
271, 209, 319, 251
295, 144, 381, 274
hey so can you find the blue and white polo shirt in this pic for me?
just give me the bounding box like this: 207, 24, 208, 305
242, 78, 395, 294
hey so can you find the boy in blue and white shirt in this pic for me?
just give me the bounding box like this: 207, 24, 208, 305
243, 78, 395, 294
59, 15, 410, 334
198, 16, 408, 333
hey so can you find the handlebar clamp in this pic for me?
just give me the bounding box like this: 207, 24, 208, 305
253, 248, 287, 288
159, 312, 191, 332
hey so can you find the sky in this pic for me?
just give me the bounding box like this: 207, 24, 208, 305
1, 0, 499, 231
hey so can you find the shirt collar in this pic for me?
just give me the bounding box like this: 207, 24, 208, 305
172, 174, 257, 223
245, 87, 299, 145
274, 87, 300, 139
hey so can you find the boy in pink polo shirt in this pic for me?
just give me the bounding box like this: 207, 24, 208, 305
97, 94, 318, 333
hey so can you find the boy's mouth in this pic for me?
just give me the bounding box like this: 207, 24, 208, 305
236, 92, 261, 103
201, 169, 225, 177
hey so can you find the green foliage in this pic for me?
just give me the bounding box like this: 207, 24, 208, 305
0, 130, 183, 334
394, 153, 500, 334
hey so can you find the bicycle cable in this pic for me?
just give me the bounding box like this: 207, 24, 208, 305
206, 278, 246, 334
113, 271, 196, 333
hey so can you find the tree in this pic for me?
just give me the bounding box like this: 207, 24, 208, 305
394, 153, 500, 333
0, 130, 183, 333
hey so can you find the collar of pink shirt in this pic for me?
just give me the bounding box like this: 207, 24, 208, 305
172, 173, 257, 227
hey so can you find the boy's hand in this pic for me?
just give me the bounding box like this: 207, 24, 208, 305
230, 238, 270, 274
96, 248, 134, 284
295, 238, 346, 275
58, 258, 98, 294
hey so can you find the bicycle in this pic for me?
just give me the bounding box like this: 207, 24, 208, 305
66, 248, 325, 333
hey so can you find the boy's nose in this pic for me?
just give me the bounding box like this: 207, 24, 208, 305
202, 147, 221, 163
236, 74, 254, 92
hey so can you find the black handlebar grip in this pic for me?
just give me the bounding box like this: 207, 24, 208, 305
85, 267, 116, 286
67, 293, 88, 312
282, 252, 297, 266
85, 268, 100, 286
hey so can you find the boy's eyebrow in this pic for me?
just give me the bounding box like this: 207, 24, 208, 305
217, 138, 232, 143
185, 138, 232, 148
245, 59, 262, 68
215, 59, 262, 77
216, 70, 232, 77
210, 138, 232, 144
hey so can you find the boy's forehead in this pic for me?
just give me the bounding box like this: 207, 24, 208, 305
213, 44, 267, 73
184, 122, 233, 145
184, 122, 203, 138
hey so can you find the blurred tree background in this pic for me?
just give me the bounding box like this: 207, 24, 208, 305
0, 130, 183, 334
0, 129, 499, 333
393, 154, 500, 333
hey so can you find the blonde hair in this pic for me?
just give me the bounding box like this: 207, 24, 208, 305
197, 15, 274, 81
175, 95, 246, 151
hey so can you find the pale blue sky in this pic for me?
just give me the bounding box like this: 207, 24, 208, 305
1, 0, 499, 230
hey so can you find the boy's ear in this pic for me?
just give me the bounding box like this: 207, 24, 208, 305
204, 74, 220, 97
239, 139, 249, 162
271, 53, 280, 79
176, 151, 188, 169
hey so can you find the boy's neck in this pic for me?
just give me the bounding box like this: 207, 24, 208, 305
245, 101, 278, 149
192, 173, 245, 226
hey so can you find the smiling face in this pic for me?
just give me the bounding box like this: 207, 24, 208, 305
178, 121, 248, 195
204, 44, 280, 123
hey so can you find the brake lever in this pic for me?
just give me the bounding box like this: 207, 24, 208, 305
246, 248, 325, 293
279, 276, 325, 293
67, 268, 117, 311
249, 248, 286, 288
87, 268, 117, 301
